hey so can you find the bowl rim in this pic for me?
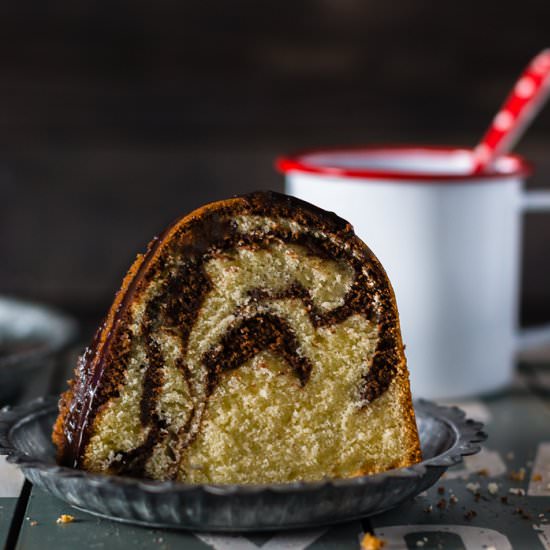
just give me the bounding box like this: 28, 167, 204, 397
276, 144, 532, 182
0, 296, 78, 370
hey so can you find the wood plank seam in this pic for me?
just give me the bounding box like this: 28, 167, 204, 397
4, 480, 31, 550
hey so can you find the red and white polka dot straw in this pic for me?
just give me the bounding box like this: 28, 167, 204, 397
472, 49, 550, 174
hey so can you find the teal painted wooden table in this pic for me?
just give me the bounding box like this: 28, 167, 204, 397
2, 352, 550, 550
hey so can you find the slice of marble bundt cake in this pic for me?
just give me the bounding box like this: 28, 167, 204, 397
53, 191, 421, 484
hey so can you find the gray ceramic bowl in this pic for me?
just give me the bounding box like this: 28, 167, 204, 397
0, 297, 77, 402
0, 397, 485, 531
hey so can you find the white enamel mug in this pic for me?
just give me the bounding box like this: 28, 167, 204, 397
278, 146, 550, 399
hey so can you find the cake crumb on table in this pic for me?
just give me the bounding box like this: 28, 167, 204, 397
488, 482, 499, 495
466, 482, 480, 494
509, 468, 526, 481
361, 532, 385, 549
532, 473, 542, 481
56, 514, 76, 524
509, 488, 526, 496
29, 520, 38, 527
513, 507, 532, 520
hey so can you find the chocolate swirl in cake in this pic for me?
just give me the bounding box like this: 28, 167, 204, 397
56, 192, 402, 475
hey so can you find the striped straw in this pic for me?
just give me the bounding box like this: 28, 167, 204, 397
472, 49, 550, 174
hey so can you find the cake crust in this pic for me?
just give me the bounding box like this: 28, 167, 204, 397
53, 191, 421, 481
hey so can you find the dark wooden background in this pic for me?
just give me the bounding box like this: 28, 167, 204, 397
1, 0, 549, 331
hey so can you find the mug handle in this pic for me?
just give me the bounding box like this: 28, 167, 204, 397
516, 189, 550, 352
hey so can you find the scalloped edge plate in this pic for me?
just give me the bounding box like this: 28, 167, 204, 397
0, 397, 486, 531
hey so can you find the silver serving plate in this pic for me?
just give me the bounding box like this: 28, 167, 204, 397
0, 397, 485, 531
0, 297, 77, 402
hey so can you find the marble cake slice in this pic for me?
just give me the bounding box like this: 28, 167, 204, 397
53, 191, 421, 484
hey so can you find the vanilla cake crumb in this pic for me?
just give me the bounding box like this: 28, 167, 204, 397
361, 533, 385, 549
56, 514, 75, 524
509, 488, 526, 496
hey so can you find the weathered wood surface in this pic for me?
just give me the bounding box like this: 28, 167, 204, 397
371, 380, 550, 549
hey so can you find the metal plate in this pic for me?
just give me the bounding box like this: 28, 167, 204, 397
0, 397, 485, 531
0, 297, 77, 402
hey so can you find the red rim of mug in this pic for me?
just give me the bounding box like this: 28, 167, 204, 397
275, 145, 533, 182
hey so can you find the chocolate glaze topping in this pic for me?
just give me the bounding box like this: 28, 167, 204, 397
57, 191, 401, 474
